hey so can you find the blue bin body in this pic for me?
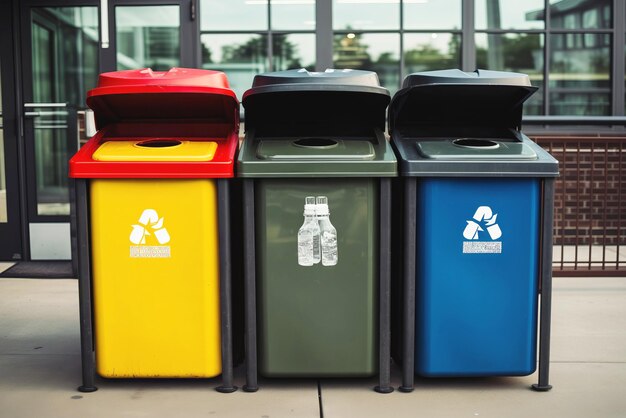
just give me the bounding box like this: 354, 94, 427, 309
415, 177, 540, 376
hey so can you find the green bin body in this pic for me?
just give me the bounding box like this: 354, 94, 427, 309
238, 69, 396, 387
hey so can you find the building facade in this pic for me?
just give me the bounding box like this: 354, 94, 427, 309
0, 0, 625, 261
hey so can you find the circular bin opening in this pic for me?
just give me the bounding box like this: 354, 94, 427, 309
136, 139, 182, 148
452, 138, 500, 149
293, 137, 338, 149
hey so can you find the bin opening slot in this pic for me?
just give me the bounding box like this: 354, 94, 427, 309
136, 139, 183, 148
293, 138, 338, 149
452, 138, 499, 149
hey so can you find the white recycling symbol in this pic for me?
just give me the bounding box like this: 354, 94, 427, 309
463, 206, 502, 241
129, 209, 170, 245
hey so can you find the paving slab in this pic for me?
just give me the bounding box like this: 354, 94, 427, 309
1, 277, 625, 418
321, 276, 626, 418
320, 363, 626, 418
0, 279, 320, 418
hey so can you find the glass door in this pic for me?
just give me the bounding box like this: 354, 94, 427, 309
101, 0, 197, 72
19, 0, 196, 260
0, 1, 23, 260
21, 4, 99, 259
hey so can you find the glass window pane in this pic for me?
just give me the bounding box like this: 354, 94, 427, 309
549, 0, 612, 29
549, 92, 610, 116
333, 0, 399, 30
116, 6, 180, 71
201, 0, 267, 31
476, 33, 544, 115
333, 33, 400, 95
32, 23, 53, 103
34, 123, 70, 215
403, 33, 461, 73
272, 34, 315, 71
476, 0, 545, 30
404, 0, 461, 30
549, 34, 610, 89
201, 34, 269, 100
549, 33, 610, 116
271, 1, 315, 31
31, 7, 99, 106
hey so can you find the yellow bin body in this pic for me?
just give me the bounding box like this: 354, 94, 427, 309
90, 140, 222, 378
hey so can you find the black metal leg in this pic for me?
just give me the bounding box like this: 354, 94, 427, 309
375, 178, 393, 394
69, 179, 79, 279
216, 180, 237, 393
399, 179, 416, 393
532, 178, 555, 392
76, 179, 97, 393
242, 179, 259, 392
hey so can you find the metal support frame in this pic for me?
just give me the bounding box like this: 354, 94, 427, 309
399, 178, 416, 393
76, 179, 97, 393
374, 178, 393, 394
612, 0, 626, 116
243, 179, 259, 392
532, 178, 555, 392
216, 179, 237, 393
461, 0, 476, 71
315, 0, 333, 71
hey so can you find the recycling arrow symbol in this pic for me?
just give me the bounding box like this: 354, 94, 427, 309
463, 206, 502, 241
129, 209, 171, 245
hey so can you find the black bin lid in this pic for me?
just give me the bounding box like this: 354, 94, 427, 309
388, 69, 537, 133
242, 69, 390, 132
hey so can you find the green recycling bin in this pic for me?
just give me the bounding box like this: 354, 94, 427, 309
238, 69, 396, 393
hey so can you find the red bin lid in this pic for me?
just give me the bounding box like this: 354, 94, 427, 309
87, 68, 239, 130
70, 68, 240, 179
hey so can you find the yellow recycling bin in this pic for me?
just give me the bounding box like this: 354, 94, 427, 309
92, 141, 221, 378
69, 68, 239, 392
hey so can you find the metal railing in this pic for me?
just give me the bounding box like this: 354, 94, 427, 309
533, 135, 626, 276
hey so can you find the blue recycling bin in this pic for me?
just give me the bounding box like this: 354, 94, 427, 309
389, 69, 559, 391
417, 178, 540, 376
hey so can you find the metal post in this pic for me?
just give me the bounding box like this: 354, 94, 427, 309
532, 178, 554, 391
242, 179, 259, 392
461, 0, 476, 71
375, 178, 393, 393
612, 0, 626, 116
216, 179, 237, 393
76, 179, 97, 393
315, 0, 333, 71
399, 179, 416, 392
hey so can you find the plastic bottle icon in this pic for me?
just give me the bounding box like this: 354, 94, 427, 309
316, 196, 338, 266
297, 196, 321, 266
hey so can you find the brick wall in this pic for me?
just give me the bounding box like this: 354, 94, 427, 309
532, 136, 626, 247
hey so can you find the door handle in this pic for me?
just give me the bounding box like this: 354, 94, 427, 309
23, 103, 68, 118
24, 103, 67, 108
101, 0, 110, 48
